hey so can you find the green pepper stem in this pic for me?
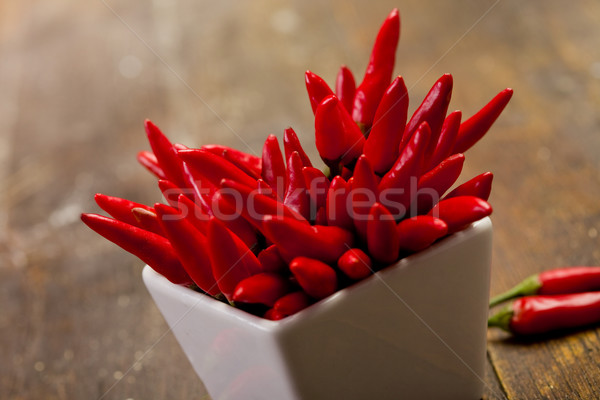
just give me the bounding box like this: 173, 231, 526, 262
489, 274, 542, 308
487, 304, 514, 332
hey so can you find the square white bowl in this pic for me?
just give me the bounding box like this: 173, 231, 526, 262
143, 217, 492, 400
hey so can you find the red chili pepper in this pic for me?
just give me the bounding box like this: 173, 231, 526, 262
489, 266, 600, 307
337, 248, 373, 280
352, 9, 400, 128
425, 110, 461, 172
177, 149, 257, 190
314, 207, 327, 226
283, 127, 313, 169
367, 203, 400, 264
289, 257, 338, 299
335, 65, 356, 114
315, 95, 365, 168
453, 88, 513, 154
201, 144, 262, 179
180, 162, 216, 215
94, 193, 154, 228
232, 273, 291, 307
144, 120, 188, 188
257, 245, 287, 273
350, 155, 379, 240
81, 213, 192, 285
261, 134, 287, 200
131, 207, 165, 237
378, 121, 430, 219
274, 291, 312, 316
137, 150, 167, 179
302, 167, 329, 214
412, 153, 465, 215
283, 152, 311, 220
362, 76, 409, 174
176, 193, 210, 233
157, 180, 182, 207
401, 74, 453, 162
341, 167, 353, 181
444, 172, 493, 201
488, 292, 600, 336
256, 178, 276, 198
428, 195, 492, 234
262, 215, 354, 264
206, 217, 262, 301
264, 308, 286, 321
396, 216, 448, 253
305, 70, 335, 114
178, 192, 259, 252
217, 179, 305, 233
154, 204, 220, 295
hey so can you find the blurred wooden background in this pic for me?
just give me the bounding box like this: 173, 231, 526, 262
1, 0, 599, 399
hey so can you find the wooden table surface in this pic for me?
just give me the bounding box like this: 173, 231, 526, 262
1, 0, 599, 399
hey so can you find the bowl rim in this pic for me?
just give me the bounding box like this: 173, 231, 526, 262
143, 217, 492, 334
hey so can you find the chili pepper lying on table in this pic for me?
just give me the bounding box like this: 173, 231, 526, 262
487, 292, 600, 336
489, 266, 600, 307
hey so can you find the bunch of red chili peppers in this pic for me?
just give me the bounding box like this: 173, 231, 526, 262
82, 9, 513, 320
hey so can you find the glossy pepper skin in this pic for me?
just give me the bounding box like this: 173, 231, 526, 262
305, 71, 335, 114
274, 291, 312, 316
232, 273, 291, 307
257, 245, 287, 273
158, 179, 183, 207
94, 193, 154, 228
262, 215, 354, 264
444, 172, 493, 201
488, 292, 600, 336
428, 195, 492, 234
315, 95, 366, 168
396, 216, 448, 253
217, 179, 305, 233
283, 127, 313, 168
302, 167, 330, 213
335, 65, 356, 114
401, 74, 453, 162
177, 149, 257, 190
378, 122, 430, 219
412, 153, 465, 215
326, 176, 354, 231
362, 76, 409, 174
155, 204, 220, 295
201, 144, 262, 180
137, 150, 167, 179
351, 155, 380, 240
353, 9, 400, 128
206, 217, 262, 301
289, 257, 338, 300
453, 88, 513, 154
145, 120, 188, 189
283, 152, 311, 220
425, 110, 461, 172
489, 266, 600, 307
367, 203, 400, 264
260, 135, 287, 200
131, 207, 165, 237
337, 248, 373, 280
81, 213, 192, 285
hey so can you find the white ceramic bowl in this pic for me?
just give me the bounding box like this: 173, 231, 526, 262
143, 217, 492, 400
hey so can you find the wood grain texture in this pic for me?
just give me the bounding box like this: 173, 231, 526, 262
0, 0, 599, 399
